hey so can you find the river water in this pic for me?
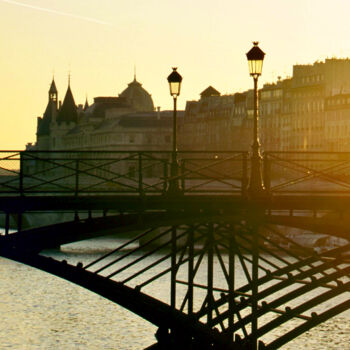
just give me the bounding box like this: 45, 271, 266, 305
0, 237, 349, 350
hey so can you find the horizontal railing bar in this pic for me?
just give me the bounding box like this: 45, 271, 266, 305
18, 157, 247, 162
0, 150, 248, 154
271, 190, 350, 193
265, 151, 350, 154
6, 149, 350, 155
269, 159, 350, 162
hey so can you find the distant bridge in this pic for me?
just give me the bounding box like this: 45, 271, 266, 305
0, 150, 349, 349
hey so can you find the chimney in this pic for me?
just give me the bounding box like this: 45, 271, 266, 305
157, 106, 161, 120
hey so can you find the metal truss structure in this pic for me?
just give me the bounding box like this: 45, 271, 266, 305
0, 150, 349, 349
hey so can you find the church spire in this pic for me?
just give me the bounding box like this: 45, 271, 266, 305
84, 95, 89, 110
49, 78, 57, 105
49, 78, 57, 94
37, 77, 58, 137
56, 83, 78, 124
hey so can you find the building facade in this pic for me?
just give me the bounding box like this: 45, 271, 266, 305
30, 58, 350, 156
325, 93, 350, 151
178, 86, 253, 151
31, 77, 183, 153
260, 58, 350, 152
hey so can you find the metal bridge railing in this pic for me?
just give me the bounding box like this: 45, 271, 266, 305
0, 150, 248, 196
264, 151, 350, 195
4, 150, 350, 196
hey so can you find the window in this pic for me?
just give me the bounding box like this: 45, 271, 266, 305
129, 135, 135, 143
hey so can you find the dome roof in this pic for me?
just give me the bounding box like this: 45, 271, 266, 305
119, 78, 154, 112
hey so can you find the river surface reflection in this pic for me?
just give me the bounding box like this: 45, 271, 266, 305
0, 237, 349, 349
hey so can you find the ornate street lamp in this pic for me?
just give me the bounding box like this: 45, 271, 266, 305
167, 67, 183, 193
246, 42, 265, 195
246, 42, 265, 350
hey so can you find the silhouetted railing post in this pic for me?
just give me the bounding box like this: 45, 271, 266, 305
74, 158, 80, 221
18, 152, 24, 233
5, 213, 9, 235
19, 152, 24, 196
188, 225, 194, 315
171, 226, 177, 309
168, 153, 181, 194
263, 153, 271, 193
163, 160, 168, 194
228, 225, 236, 340
207, 223, 214, 325
181, 159, 185, 193
138, 153, 143, 195
242, 153, 248, 197
17, 212, 22, 233
75, 159, 79, 197
251, 221, 259, 350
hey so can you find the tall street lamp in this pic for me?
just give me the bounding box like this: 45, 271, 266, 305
246, 42, 265, 195
167, 67, 183, 193
246, 42, 265, 349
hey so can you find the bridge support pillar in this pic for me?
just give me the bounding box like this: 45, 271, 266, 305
188, 225, 194, 315
207, 223, 214, 325
17, 212, 22, 233
228, 225, 236, 341
251, 220, 260, 350
5, 212, 10, 235
171, 225, 177, 309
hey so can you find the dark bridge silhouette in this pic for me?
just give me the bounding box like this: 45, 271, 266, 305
0, 150, 349, 349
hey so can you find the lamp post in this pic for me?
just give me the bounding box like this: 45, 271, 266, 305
246, 42, 266, 350
246, 42, 265, 195
167, 67, 183, 193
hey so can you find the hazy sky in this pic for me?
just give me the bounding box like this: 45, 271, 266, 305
1, 0, 350, 148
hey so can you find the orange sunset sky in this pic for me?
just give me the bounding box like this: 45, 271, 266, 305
1, 0, 350, 149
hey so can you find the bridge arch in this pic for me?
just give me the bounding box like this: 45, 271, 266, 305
1, 210, 349, 349
1, 251, 231, 349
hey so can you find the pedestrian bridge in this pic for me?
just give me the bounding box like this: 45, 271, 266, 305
0, 150, 349, 349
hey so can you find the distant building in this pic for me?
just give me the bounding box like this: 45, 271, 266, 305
325, 93, 350, 151
178, 86, 253, 151
260, 58, 350, 151
31, 58, 350, 156
32, 76, 183, 153
260, 78, 291, 151
179, 59, 350, 154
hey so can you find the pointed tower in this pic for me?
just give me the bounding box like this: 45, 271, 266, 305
49, 78, 58, 108
56, 83, 78, 124
37, 78, 59, 140
84, 96, 89, 111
